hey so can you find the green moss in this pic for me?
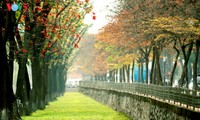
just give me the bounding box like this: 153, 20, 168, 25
22, 92, 130, 120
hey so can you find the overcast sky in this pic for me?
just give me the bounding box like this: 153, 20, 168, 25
84, 0, 116, 34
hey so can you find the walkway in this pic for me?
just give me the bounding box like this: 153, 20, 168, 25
22, 92, 129, 120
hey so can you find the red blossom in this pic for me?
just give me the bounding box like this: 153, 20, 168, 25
51, 48, 56, 53
77, 14, 81, 19
29, 41, 34, 45
21, 48, 28, 53
15, 51, 19, 55
6, 3, 11, 11
41, 49, 46, 56
34, 0, 40, 3
56, 13, 59, 18
46, 43, 51, 48
92, 15, 96, 20
74, 43, 79, 48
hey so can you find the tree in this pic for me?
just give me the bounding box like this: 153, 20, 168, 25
93, 0, 200, 88
0, 0, 93, 119
0, 1, 20, 119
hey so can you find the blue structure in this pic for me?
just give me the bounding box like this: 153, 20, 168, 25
133, 66, 146, 83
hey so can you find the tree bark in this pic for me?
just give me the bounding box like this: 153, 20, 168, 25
120, 68, 123, 83
0, 3, 20, 119
154, 46, 163, 85
141, 62, 144, 83
170, 42, 180, 86
140, 48, 151, 84
138, 62, 141, 83
16, 58, 31, 115
150, 47, 156, 84
193, 40, 200, 93
122, 66, 125, 82
145, 56, 149, 84
131, 60, 135, 83
179, 43, 193, 87
125, 65, 130, 83
156, 57, 163, 85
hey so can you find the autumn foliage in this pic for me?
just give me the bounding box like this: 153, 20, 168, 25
93, 0, 200, 86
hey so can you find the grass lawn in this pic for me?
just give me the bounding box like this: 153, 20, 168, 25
22, 92, 130, 120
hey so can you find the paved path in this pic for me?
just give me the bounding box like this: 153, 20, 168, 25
22, 92, 129, 120
65, 87, 79, 92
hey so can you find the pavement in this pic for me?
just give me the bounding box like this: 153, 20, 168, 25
65, 87, 79, 92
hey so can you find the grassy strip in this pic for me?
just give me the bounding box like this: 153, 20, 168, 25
22, 92, 130, 120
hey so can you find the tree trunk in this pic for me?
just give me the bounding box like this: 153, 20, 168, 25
154, 47, 163, 85
170, 42, 180, 86
123, 65, 126, 82
0, 4, 20, 119
150, 48, 156, 84
105, 73, 107, 81
138, 62, 141, 83
125, 65, 130, 83
156, 55, 163, 85
120, 68, 123, 83
31, 59, 46, 110
140, 48, 151, 84
114, 69, 118, 82
193, 40, 200, 93
145, 57, 149, 84
15, 16, 31, 115
141, 62, 144, 83
179, 43, 193, 87
48, 68, 52, 101
188, 63, 193, 82
109, 70, 113, 82
131, 60, 135, 83
16, 58, 31, 115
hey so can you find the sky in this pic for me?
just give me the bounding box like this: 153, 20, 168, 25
84, 0, 116, 34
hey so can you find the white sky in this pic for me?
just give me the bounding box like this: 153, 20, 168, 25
84, 0, 116, 34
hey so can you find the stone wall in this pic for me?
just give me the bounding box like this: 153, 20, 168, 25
79, 87, 200, 120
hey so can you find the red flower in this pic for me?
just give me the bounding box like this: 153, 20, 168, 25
47, 43, 51, 48
55, 25, 59, 29
15, 51, 19, 55
74, 43, 79, 48
29, 41, 34, 45
22, 48, 28, 53
77, 14, 81, 19
23, 3, 28, 11
6, 3, 11, 11
92, 15, 96, 20
56, 13, 58, 18
34, 0, 40, 3
51, 48, 56, 53
41, 49, 46, 56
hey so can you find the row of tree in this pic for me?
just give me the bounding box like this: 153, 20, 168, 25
0, 0, 93, 119
77, 0, 200, 93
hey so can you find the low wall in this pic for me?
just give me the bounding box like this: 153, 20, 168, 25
79, 87, 200, 120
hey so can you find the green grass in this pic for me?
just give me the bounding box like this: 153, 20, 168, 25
22, 92, 130, 120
